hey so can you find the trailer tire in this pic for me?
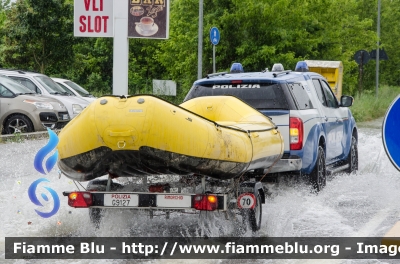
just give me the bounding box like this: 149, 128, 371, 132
89, 208, 103, 229
241, 191, 262, 232
86, 179, 123, 229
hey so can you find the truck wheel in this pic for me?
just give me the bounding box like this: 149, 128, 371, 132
346, 135, 358, 173
241, 192, 262, 232
310, 146, 326, 192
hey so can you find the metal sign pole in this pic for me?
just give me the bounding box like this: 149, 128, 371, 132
213, 45, 216, 73
358, 57, 363, 97
113, 0, 129, 95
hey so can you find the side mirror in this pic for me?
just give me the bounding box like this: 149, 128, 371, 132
340, 95, 354, 107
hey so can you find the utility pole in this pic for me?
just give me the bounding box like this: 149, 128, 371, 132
376, 0, 381, 97
198, 0, 203, 79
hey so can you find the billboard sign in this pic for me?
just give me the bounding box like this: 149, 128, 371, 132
74, 0, 114, 37
128, 0, 169, 39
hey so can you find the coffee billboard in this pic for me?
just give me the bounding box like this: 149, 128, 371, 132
128, 0, 169, 39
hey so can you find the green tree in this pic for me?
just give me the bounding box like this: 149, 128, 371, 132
0, 0, 393, 99
375, 0, 400, 87
155, 0, 377, 97
311, 0, 376, 95
128, 38, 168, 96
62, 37, 113, 94
0, 0, 10, 26
155, 0, 202, 98
0, 0, 74, 74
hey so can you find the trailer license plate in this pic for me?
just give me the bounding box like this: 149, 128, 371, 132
104, 194, 139, 207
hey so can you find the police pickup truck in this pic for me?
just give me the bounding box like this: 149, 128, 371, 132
183, 62, 358, 191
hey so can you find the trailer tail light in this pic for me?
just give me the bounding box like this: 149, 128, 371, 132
68, 192, 93, 208
290, 117, 303, 150
193, 194, 218, 211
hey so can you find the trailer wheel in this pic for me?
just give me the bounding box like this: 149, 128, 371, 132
86, 179, 123, 228
89, 208, 103, 229
241, 191, 262, 232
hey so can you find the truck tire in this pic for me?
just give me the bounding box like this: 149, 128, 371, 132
310, 146, 326, 192
346, 135, 358, 173
241, 191, 262, 232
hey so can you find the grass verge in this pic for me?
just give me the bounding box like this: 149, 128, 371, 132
351, 85, 400, 123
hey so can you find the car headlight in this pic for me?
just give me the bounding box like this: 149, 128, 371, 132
72, 104, 83, 114
23, 100, 54, 109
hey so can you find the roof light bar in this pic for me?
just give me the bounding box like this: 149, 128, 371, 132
271, 63, 284, 72
230, 63, 244, 73
295, 61, 309, 72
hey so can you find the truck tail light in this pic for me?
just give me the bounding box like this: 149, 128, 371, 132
290, 117, 303, 150
68, 192, 93, 208
193, 194, 218, 211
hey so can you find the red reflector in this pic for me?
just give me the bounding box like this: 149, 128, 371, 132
193, 194, 218, 211
231, 80, 243, 84
290, 117, 303, 150
68, 192, 93, 208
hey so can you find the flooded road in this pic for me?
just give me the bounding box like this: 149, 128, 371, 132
1, 117, 400, 263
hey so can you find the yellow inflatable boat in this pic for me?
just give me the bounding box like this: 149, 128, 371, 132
57, 95, 284, 182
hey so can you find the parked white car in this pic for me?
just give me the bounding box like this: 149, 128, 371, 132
0, 70, 89, 119
52, 77, 97, 103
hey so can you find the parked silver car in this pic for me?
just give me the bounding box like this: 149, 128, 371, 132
52, 77, 97, 103
0, 74, 69, 134
0, 70, 89, 119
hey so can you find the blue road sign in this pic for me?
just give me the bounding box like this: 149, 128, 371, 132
383, 95, 400, 171
210, 27, 220, 45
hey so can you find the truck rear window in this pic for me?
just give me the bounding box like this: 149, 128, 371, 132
288, 83, 313, 110
184, 83, 289, 110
